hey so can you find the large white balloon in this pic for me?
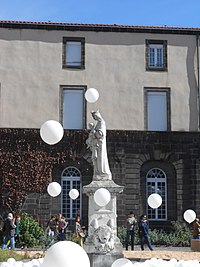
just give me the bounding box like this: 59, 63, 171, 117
69, 189, 79, 200
7, 258, 16, 265
85, 88, 99, 103
47, 182, 61, 197
111, 258, 133, 267
183, 209, 196, 223
147, 193, 162, 209
41, 241, 90, 267
40, 120, 64, 145
94, 188, 111, 207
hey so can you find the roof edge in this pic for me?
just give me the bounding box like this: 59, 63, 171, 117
0, 20, 199, 35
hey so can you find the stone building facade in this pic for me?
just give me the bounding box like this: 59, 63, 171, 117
1, 128, 200, 230
0, 20, 200, 230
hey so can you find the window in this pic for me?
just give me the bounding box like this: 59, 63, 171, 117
146, 40, 167, 71
60, 86, 86, 130
144, 88, 170, 131
146, 168, 167, 220
63, 37, 85, 69
61, 167, 82, 220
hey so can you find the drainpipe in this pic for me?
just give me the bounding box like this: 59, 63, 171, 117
197, 34, 200, 130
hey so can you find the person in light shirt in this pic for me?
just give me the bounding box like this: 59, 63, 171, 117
125, 211, 137, 250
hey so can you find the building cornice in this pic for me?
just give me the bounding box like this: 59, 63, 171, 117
0, 20, 199, 35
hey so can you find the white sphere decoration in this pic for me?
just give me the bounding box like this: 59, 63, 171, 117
85, 88, 99, 103
40, 120, 64, 145
183, 209, 196, 223
111, 258, 133, 267
7, 258, 16, 265
47, 182, 61, 197
30, 259, 40, 267
94, 188, 111, 207
147, 193, 162, 209
41, 241, 90, 267
69, 189, 79, 200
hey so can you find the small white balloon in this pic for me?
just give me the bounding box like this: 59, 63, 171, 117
40, 120, 64, 145
69, 189, 79, 200
183, 209, 196, 223
47, 182, 61, 197
85, 88, 99, 103
41, 241, 90, 267
147, 193, 162, 209
111, 258, 133, 267
94, 188, 111, 207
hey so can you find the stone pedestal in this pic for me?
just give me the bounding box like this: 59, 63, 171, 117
83, 180, 124, 267
87, 253, 124, 267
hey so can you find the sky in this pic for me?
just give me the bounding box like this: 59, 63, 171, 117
0, 0, 199, 28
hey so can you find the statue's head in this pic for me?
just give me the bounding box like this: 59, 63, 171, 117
91, 110, 102, 121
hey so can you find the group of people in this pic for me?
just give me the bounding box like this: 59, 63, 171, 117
125, 212, 153, 251
45, 213, 69, 247
1, 213, 21, 250
45, 213, 85, 247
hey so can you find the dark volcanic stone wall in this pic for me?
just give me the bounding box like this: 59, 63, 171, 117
0, 129, 200, 229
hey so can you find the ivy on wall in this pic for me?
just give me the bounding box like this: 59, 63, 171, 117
0, 128, 88, 214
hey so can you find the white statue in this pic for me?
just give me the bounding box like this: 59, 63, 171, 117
86, 111, 111, 180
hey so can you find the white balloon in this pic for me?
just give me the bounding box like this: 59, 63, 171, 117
183, 209, 196, 223
147, 193, 162, 209
85, 88, 99, 103
7, 258, 16, 265
40, 120, 64, 145
47, 182, 61, 197
69, 189, 79, 200
41, 241, 90, 267
30, 259, 40, 267
94, 188, 111, 207
111, 258, 133, 267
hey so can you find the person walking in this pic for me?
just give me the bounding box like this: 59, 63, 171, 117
125, 211, 137, 250
192, 218, 200, 239
45, 215, 57, 247
57, 213, 68, 241
14, 214, 21, 248
138, 214, 153, 251
2, 213, 16, 250
75, 215, 85, 247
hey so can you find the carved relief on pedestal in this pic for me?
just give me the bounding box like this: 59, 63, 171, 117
91, 219, 114, 253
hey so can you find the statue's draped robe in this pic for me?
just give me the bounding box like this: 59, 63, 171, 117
93, 116, 111, 180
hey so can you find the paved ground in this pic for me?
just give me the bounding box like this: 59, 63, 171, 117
123, 245, 200, 262
12, 246, 200, 262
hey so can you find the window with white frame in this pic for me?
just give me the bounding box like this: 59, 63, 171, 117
146, 168, 167, 220
146, 40, 167, 71
144, 88, 170, 131
61, 86, 85, 130
63, 37, 85, 69
61, 167, 82, 220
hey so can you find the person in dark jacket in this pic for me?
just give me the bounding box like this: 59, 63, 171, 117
192, 218, 200, 239
2, 213, 16, 250
138, 214, 153, 251
14, 214, 21, 248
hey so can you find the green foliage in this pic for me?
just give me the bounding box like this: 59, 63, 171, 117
19, 213, 45, 248
117, 220, 192, 247
0, 250, 25, 262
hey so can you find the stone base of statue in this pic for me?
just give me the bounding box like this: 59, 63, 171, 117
83, 179, 124, 267
87, 253, 124, 267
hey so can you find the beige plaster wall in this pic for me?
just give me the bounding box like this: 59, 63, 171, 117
0, 28, 198, 131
